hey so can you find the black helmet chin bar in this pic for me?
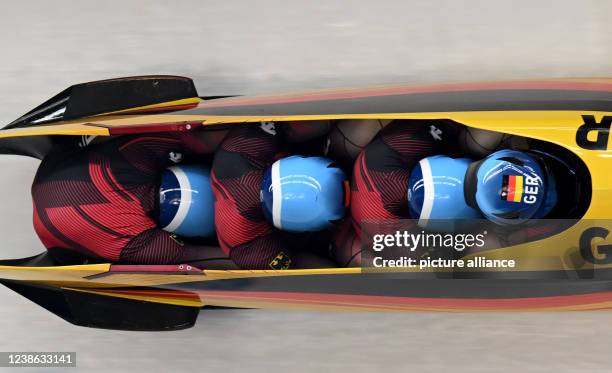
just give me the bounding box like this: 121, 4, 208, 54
463, 159, 484, 212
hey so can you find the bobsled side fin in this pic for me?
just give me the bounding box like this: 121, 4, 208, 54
1, 280, 199, 331
5, 75, 199, 129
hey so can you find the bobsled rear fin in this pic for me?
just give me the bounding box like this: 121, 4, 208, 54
6, 75, 199, 129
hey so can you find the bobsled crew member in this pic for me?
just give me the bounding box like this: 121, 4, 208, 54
31, 129, 229, 266
407, 149, 557, 226
331, 120, 559, 266
331, 120, 464, 266
212, 121, 347, 270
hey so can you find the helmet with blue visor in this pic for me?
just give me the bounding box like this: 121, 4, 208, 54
408, 150, 558, 227
408, 155, 482, 228
158, 165, 215, 237
260, 156, 349, 232
464, 149, 557, 225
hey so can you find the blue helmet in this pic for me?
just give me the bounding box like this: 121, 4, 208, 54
158, 165, 215, 237
260, 156, 348, 232
469, 149, 554, 225
408, 155, 482, 226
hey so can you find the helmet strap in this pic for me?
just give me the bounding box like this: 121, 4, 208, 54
463, 159, 484, 212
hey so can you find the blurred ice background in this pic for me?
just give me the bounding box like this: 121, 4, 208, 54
1, 1, 612, 372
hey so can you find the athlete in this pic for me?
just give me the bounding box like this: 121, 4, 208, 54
32, 128, 231, 267
408, 149, 559, 255
332, 120, 464, 266
332, 121, 559, 266
212, 121, 347, 270
408, 149, 558, 224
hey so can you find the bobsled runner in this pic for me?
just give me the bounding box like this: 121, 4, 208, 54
1, 75, 612, 330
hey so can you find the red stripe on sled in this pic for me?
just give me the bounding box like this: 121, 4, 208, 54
195, 79, 612, 108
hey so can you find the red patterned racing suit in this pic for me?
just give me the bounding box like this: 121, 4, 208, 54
211, 122, 333, 270
32, 131, 225, 265
333, 120, 461, 266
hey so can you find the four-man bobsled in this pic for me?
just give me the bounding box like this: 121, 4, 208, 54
1, 75, 612, 330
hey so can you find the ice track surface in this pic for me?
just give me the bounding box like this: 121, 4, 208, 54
1, 1, 612, 372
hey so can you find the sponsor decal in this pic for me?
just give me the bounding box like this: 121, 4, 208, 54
429, 125, 443, 141
169, 233, 184, 246
580, 227, 612, 264
169, 152, 182, 163
260, 121, 277, 136
79, 135, 97, 148
576, 115, 611, 150
269, 252, 291, 270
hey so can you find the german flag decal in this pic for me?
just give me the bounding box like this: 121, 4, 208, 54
501, 175, 524, 203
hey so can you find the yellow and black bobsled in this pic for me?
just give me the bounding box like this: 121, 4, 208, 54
1, 76, 612, 331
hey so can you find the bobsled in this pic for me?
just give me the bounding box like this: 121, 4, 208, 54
0, 75, 612, 331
